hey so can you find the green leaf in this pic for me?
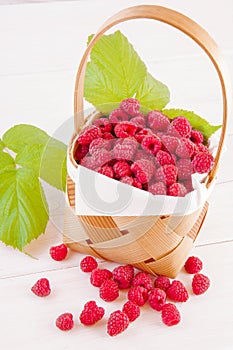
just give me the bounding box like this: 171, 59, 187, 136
0, 168, 48, 250
136, 73, 170, 113
0, 139, 5, 151
0, 151, 15, 170
162, 108, 222, 140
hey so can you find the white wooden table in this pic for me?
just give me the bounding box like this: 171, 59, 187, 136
0, 1, 233, 349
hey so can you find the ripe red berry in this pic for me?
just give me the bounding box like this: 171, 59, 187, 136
31, 278, 51, 297
167, 182, 187, 197
161, 135, 179, 153
148, 288, 167, 311
109, 109, 128, 124
98, 165, 114, 178
192, 273, 210, 295
49, 244, 68, 261
78, 125, 101, 145
155, 164, 178, 186
114, 122, 138, 139
128, 286, 148, 306
130, 115, 146, 128
184, 256, 203, 274
149, 182, 167, 195
56, 313, 74, 331
113, 137, 138, 161
147, 110, 170, 132
122, 301, 140, 322
113, 161, 132, 179
93, 117, 112, 133
90, 268, 113, 287
161, 303, 181, 326
177, 158, 193, 180
99, 279, 119, 302
166, 280, 189, 302
191, 129, 204, 144
79, 301, 105, 325
80, 256, 98, 273
131, 159, 155, 184
89, 138, 111, 155
134, 128, 152, 143
168, 117, 192, 138
132, 271, 153, 291
154, 276, 171, 292
141, 135, 162, 155
120, 98, 140, 117
113, 265, 134, 289
155, 150, 175, 166
192, 152, 215, 174
176, 138, 195, 158
107, 310, 130, 336
74, 144, 89, 162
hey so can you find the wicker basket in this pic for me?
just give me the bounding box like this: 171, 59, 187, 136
63, 5, 229, 278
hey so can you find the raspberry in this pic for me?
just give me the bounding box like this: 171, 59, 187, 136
122, 301, 140, 322
107, 310, 129, 336
131, 159, 155, 184
191, 129, 204, 144
149, 182, 167, 195
166, 280, 189, 302
141, 135, 162, 155
154, 276, 171, 292
80, 155, 97, 170
102, 132, 115, 140
128, 286, 148, 306
120, 176, 142, 189
148, 288, 167, 311
113, 265, 134, 289
92, 148, 113, 168
114, 122, 138, 138
161, 303, 181, 326
74, 144, 89, 162
94, 117, 112, 133
80, 256, 98, 272
184, 256, 203, 274
168, 117, 192, 138
192, 152, 215, 174
167, 183, 187, 197
132, 271, 153, 291
176, 138, 195, 158
120, 98, 140, 117
182, 178, 193, 192
109, 109, 128, 124
78, 125, 101, 145
177, 158, 193, 180
99, 279, 119, 302
192, 273, 210, 295
56, 313, 74, 331
194, 143, 210, 155
113, 137, 138, 161
90, 268, 113, 287
147, 110, 170, 131
89, 138, 111, 155
155, 150, 175, 166
161, 135, 179, 154
134, 128, 152, 143
98, 165, 114, 178
113, 161, 132, 179
79, 301, 105, 325
31, 278, 51, 297
155, 164, 178, 186
132, 177, 143, 189
49, 243, 68, 261
130, 114, 146, 128
134, 149, 155, 163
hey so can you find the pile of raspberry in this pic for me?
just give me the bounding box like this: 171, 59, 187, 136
31, 244, 210, 336
74, 98, 215, 197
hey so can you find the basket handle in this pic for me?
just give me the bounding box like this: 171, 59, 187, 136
74, 5, 230, 187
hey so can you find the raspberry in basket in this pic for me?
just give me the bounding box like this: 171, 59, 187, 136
113, 161, 132, 179
107, 310, 129, 336
91, 148, 113, 168
78, 125, 101, 145
161, 303, 181, 326
184, 256, 203, 274
141, 134, 162, 155
114, 122, 138, 138
161, 135, 179, 154
154, 276, 171, 292
130, 115, 146, 128
79, 301, 105, 325
31, 278, 51, 297
93, 117, 112, 133
167, 183, 187, 197
194, 142, 210, 155
128, 286, 148, 306
177, 158, 193, 180
131, 159, 155, 184
168, 116, 192, 138
192, 152, 215, 174
99, 279, 119, 302
166, 280, 189, 302
120, 176, 142, 189
132, 271, 153, 291
155, 164, 178, 186
80, 256, 98, 272
74, 144, 89, 162
148, 288, 167, 311
155, 150, 175, 166
149, 182, 167, 195
120, 98, 140, 117
147, 110, 170, 131
49, 243, 68, 261
192, 273, 210, 295
113, 137, 138, 161
90, 268, 113, 287
98, 165, 114, 178
56, 313, 74, 331
175, 138, 195, 158
113, 264, 134, 289
134, 128, 152, 143
122, 301, 140, 322
89, 138, 111, 154
190, 129, 204, 144
109, 109, 128, 124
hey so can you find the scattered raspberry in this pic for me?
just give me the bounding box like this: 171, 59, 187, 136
148, 288, 167, 311
113, 137, 138, 161
132, 271, 153, 291
166, 280, 189, 302
114, 122, 138, 138
89, 138, 111, 155
113, 161, 132, 179
31, 278, 51, 297
192, 273, 210, 295
78, 125, 101, 145
161, 303, 181, 326
149, 182, 167, 195
154, 276, 170, 292
161, 135, 179, 153
56, 313, 74, 331
128, 286, 148, 306
147, 110, 170, 131
120, 98, 140, 117
90, 268, 113, 287
176, 138, 195, 158
134, 128, 152, 143
141, 135, 162, 155
122, 301, 140, 322
155, 150, 175, 166
79, 301, 105, 325
191, 129, 204, 144
167, 183, 187, 197
80, 256, 98, 272
113, 265, 134, 289
184, 256, 203, 274
155, 164, 178, 186
99, 279, 119, 302
74, 144, 89, 162
131, 159, 155, 184
98, 165, 114, 178
192, 152, 215, 174
168, 117, 192, 138
109, 109, 128, 124
130, 115, 146, 128
49, 243, 68, 261
177, 158, 193, 180
94, 117, 112, 133
107, 310, 129, 336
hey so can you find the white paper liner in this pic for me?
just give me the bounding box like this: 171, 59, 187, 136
67, 135, 219, 217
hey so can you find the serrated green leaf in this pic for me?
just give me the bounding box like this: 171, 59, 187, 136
163, 109, 221, 140
136, 73, 170, 113
0, 139, 5, 151
0, 151, 15, 170
0, 168, 48, 250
